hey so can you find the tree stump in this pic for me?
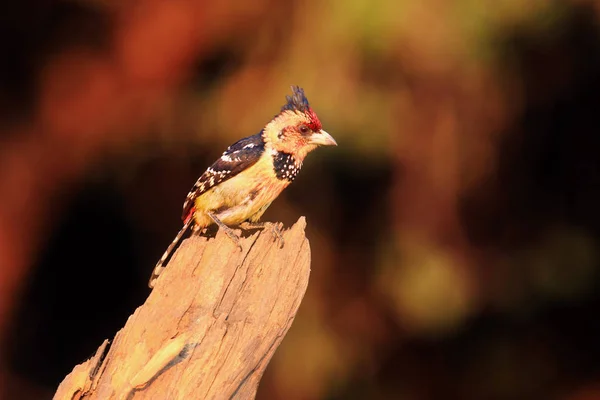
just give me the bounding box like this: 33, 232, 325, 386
54, 217, 311, 400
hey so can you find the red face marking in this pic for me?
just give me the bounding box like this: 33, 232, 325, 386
306, 108, 322, 132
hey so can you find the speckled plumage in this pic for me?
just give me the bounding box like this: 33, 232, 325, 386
181, 132, 265, 221
149, 86, 336, 288
272, 152, 301, 181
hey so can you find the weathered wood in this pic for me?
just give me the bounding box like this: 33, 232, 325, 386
54, 217, 311, 400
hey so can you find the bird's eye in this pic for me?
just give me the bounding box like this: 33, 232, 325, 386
299, 125, 310, 135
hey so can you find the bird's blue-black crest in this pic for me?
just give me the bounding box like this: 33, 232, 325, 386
280, 86, 310, 113
279, 86, 323, 131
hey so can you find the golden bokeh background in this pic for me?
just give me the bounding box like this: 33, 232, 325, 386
1, 1, 599, 399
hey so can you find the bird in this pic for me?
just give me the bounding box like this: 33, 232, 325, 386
148, 85, 337, 288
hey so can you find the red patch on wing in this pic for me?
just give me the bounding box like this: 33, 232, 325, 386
306, 107, 322, 131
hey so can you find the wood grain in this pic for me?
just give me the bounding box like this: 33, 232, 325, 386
54, 217, 310, 400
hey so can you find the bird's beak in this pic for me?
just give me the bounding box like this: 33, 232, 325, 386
310, 130, 337, 146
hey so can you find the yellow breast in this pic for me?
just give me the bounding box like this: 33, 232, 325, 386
193, 154, 290, 227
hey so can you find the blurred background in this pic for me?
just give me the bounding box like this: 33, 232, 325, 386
1, 0, 600, 399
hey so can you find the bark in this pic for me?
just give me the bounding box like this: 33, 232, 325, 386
54, 217, 310, 400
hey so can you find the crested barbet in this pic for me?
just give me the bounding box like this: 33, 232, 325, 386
148, 86, 337, 288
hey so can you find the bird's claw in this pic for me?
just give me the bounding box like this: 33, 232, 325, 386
208, 211, 243, 250
240, 222, 284, 247
270, 223, 285, 248
224, 230, 242, 250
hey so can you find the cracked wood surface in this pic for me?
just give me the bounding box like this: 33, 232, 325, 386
54, 217, 311, 400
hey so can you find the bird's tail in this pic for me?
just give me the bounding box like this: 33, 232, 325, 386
148, 217, 195, 289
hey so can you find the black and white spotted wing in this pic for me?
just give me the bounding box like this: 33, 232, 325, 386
181, 132, 265, 220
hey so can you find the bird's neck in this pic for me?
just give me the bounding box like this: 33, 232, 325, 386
271, 149, 302, 182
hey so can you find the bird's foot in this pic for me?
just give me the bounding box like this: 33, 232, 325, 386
240, 221, 285, 247
221, 228, 242, 250
208, 212, 242, 250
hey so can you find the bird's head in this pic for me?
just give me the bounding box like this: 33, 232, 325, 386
263, 86, 337, 161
